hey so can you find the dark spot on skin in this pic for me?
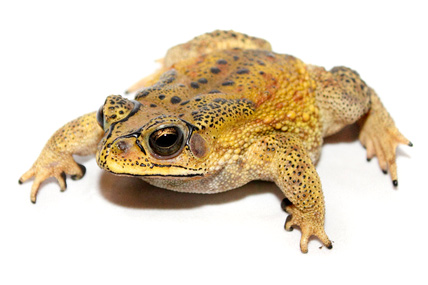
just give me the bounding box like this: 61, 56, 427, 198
137, 90, 150, 98
222, 80, 235, 86
210, 67, 221, 74
164, 76, 175, 84
170, 96, 181, 104
213, 98, 227, 103
190, 82, 200, 89
208, 89, 221, 94
180, 100, 190, 106
198, 78, 208, 84
159, 95, 165, 100
150, 104, 157, 108
217, 59, 228, 65
237, 68, 250, 74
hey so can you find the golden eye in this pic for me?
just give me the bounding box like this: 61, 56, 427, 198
149, 126, 184, 157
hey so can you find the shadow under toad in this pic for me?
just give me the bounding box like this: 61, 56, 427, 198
323, 123, 360, 144
99, 172, 283, 210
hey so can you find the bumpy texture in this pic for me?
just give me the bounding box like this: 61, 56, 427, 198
20, 30, 411, 253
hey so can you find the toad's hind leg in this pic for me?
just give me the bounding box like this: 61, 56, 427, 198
126, 30, 272, 93
358, 92, 412, 185
311, 65, 412, 185
162, 30, 272, 67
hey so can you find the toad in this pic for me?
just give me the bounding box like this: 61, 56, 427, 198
19, 30, 411, 252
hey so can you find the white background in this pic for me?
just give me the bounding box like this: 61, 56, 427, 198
1, 0, 427, 284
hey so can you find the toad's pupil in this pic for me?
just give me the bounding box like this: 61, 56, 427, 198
156, 133, 178, 147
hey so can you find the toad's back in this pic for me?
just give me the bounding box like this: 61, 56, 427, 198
139, 49, 322, 158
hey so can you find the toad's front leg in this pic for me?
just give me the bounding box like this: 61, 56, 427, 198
19, 112, 104, 203
249, 133, 332, 253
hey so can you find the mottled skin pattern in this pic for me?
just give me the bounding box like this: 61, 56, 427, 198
20, 31, 411, 253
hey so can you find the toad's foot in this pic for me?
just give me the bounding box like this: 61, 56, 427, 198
19, 112, 103, 203
19, 148, 86, 203
358, 94, 412, 186
281, 199, 332, 253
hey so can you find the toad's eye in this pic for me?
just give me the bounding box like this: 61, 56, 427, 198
148, 126, 184, 158
97, 105, 104, 129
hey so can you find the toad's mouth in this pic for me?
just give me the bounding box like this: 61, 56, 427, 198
108, 171, 204, 179
104, 164, 205, 179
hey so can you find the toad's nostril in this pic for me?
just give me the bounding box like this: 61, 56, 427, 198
116, 140, 129, 152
